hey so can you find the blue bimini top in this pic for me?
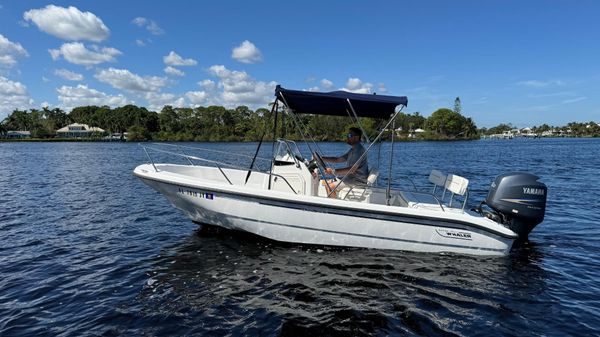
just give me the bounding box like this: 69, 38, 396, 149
275, 85, 407, 119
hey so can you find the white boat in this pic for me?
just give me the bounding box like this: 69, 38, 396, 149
134, 86, 547, 256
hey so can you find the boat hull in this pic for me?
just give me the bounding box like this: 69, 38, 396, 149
136, 170, 514, 256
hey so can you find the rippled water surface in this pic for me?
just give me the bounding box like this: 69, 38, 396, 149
1, 139, 599, 336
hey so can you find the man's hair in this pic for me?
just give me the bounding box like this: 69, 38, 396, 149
349, 127, 362, 138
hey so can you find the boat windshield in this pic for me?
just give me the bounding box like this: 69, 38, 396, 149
274, 139, 304, 163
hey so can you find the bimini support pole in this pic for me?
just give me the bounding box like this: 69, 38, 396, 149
386, 118, 395, 205
346, 99, 371, 143
268, 100, 279, 190
279, 92, 329, 182
386, 105, 404, 204
246, 101, 275, 185
327, 108, 402, 198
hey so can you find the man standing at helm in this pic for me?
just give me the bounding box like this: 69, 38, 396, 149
321, 127, 369, 197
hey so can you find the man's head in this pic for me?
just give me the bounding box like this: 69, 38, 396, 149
346, 127, 362, 145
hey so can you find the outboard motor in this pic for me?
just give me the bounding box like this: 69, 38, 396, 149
483, 172, 547, 240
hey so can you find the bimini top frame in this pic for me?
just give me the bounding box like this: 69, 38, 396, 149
274, 85, 407, 119
274, 85, 408, 202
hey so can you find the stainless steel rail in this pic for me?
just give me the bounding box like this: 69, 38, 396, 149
140, 143, 298, 194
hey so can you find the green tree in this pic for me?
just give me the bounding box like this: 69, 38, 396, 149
485, 123, 514, 135
454, 97, 461, 115
159, 105, 181, 134
127, 125, 151, 141
70, 106, 100, 125
425, 108, 462, 137
3, 109, 32, 130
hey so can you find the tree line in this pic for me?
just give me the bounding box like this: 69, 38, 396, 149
1, 103, 481, 141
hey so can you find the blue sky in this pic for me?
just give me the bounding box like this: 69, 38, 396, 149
0, 1, 598, 127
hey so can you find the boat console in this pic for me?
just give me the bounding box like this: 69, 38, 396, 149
269, 139, 319, 196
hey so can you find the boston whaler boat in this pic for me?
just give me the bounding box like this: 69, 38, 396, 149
134, 86, 547, 256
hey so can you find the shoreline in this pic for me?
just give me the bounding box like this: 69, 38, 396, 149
1, 136, 596, 143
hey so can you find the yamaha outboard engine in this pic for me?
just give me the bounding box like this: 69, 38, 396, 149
483, 172, 547, 240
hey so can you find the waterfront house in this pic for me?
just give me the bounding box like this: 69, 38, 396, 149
103, 132, 129, 141
56, 123, 105, 138
520, 127, 538, 138
5, 131, 31, 139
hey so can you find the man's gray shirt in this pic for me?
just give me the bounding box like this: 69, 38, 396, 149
340, 143, 369, 184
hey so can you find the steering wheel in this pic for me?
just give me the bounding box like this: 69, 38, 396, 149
312, 151, 327, 170
307, 158, 318, 172
312, 151, 336, 180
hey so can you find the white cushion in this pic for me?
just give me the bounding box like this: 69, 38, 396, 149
428, 170, 446, 187
445, 174, 469, 195
367, 169, 379, 186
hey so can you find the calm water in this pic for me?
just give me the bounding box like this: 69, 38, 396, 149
1, 139, 599, 336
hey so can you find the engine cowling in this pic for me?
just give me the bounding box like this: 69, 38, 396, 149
485, 172, 547, 239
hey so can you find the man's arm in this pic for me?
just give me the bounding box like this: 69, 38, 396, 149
322, 149, 350, 164
321, 156, 345, 163
326, 165, 356, 175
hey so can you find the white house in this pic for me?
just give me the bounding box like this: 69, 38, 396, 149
56, 123, 105, 138
6, 131, 31, 139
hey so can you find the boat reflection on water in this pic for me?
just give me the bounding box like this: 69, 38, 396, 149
135, 225, 548, 336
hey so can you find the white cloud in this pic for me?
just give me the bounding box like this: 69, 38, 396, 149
517, 79, 565, 88
42, 76, 50, 82
0, 34, 29, 67
515, 104, 558, 112
185, 91, 208, 105
49, 42, 121, 66
145, 21, 164, 36
320, 78, 333, 89
54, 68, 84, 81
57, 84, 131, 110
23, 5, 109, 42
163, 51, 197, 66
198, 79, 216, 90
231, 40, 262, 64
135, 39, 146, 47
341, 77, 373, 94
307, 86, 320, 92
144, 92, 185, 111
131, 17, 164, 35
528, 91, 574, 98
0, 76, 34, 119
472, 96, 489, 105
132, 17, 147, 26
164, 66, 185, 77
562, 96, 587, 104
95, 67, 167, 92
207, 65, 276, 107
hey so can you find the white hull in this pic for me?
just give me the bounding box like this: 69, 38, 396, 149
134, 164, 516, 256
